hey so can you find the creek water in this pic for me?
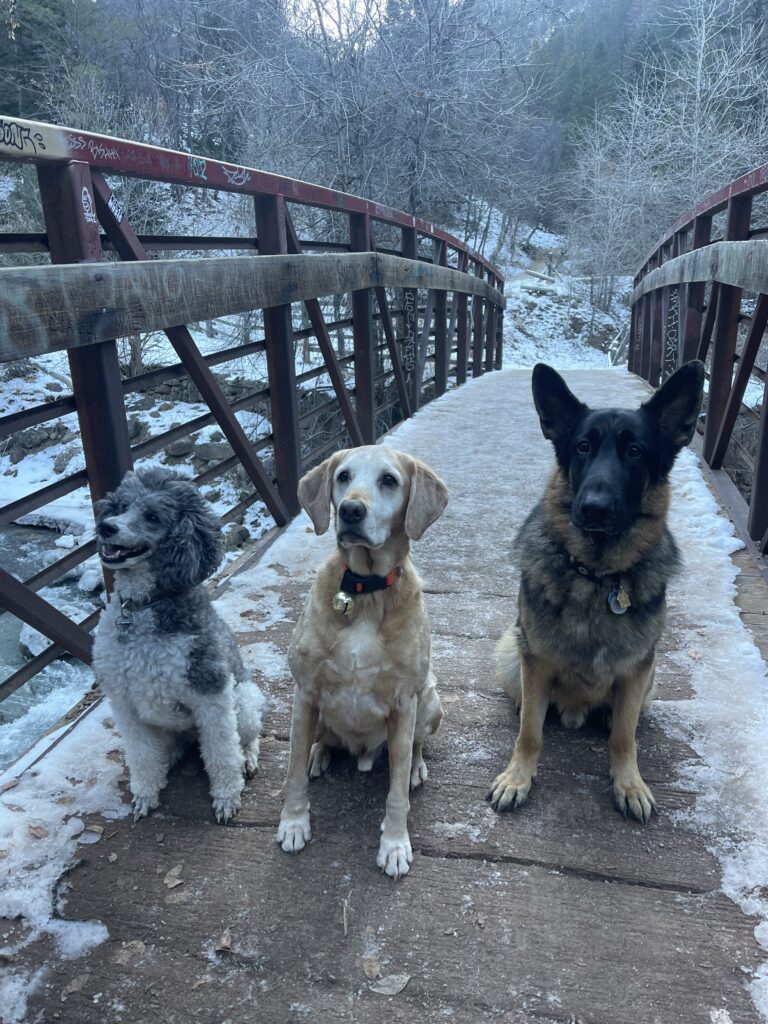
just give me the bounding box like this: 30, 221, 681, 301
0, 524, 96, 771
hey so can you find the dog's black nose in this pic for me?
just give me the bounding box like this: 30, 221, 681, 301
578, 488, 614, 526
98, 519, 118, 538
338, 500, 367, 524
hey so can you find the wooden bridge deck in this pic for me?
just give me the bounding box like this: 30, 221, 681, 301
12, 368, 768, 1023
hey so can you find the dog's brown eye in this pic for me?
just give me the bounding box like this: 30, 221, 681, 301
337, 470, 350, 484
627, 444, 643, 458
145, 511, 160, 523
380, 473, 398, 488
576, 440, 591, 454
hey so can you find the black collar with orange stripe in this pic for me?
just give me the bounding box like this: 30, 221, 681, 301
340, 563, 402, 595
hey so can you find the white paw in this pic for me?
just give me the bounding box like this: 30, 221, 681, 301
244, 741, 260, 779
357, 751, 375, 772
132, 791, 160, 820
377, 832, 413, 880
277, 813, 311, 852
308, 743, 331, 778
212, 789, 243, 823
410, 757, 428, 789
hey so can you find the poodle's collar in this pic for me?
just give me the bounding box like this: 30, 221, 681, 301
112, 592, 162, 630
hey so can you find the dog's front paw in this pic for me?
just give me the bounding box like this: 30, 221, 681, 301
277, 812, 311, 852
410, 756, 428, 789
612, 775, 656, 823
132, 791, 160, 820
377, 832, 413, 880
212, 789, 242, 823
486, 764, 533, 813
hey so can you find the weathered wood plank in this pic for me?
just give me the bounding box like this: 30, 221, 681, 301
631, 238, 768, 304
0, 254, 506, 362
34, 811, 760, 1024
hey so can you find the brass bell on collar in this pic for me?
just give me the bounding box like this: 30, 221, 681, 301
332, 591, 354, 615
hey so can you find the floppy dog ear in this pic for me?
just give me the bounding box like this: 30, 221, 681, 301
642, 360, 705, 453
152, 489, 223, 591
404, 457, 448, 540
531, 363, 587, 450
297, 450, 348, 535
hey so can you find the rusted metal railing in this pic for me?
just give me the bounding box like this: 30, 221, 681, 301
0, 116, 506, 702
629, 167, 768, 557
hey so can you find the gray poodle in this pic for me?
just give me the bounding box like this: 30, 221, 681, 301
92, 468, 264, 822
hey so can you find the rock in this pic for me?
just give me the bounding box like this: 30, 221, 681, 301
53, 445, 79, 474
194, 442, 232, 463
164, 437, 195, 458
18, 426, 51, 450
45, 382, 64, 392
127, 417, 145, 440
224, 524, 250, 550
78, 568, 103, 593
9, 447, 25, 465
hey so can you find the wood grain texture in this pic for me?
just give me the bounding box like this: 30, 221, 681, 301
632, 238, 768, 304
0, 253, 505, 362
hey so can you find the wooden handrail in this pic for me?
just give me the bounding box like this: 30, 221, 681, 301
0, 252, 505, 362
631, 240, 768, 303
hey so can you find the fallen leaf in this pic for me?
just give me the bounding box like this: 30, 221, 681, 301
163, 864, 184, 889
0, 779, 19, 793
112, 940, 146, 965
362, 956, 382, 981
28, 824, 49, 840
215, 928, 232, 953
191, 975, 212, 990
0, 849, 9, 860
54, 794, 76, 806
61, 974, 89, 1001
369, 973, 411, 996
305, 526, 315, 534
78, 824, 104, 845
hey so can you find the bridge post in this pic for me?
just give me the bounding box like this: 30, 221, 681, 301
36, 162, 133, 509
434, 240, 449, 396
254, 194, 302, 514
681, 215, 712, 364
703, 195, 752, 463
471, 260, 484, 377
350, 212, 376, 443
456, 252, 469, 384
748, 375, 768, 548
494, 277, 504, 370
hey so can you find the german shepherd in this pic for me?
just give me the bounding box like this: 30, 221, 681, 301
488, 361, 705, 822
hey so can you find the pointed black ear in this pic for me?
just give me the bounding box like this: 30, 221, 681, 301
642, 360, 704, 452
531, 363, 587, 449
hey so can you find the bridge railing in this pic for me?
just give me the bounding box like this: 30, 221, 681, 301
629, 167, 768, 556
0, 116, 505, 704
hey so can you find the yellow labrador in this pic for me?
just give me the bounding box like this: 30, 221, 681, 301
276, 445, 447, 879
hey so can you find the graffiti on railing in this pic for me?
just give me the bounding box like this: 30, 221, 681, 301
664, 287, 679, 379
1, 118, 45, 155
402, 288, 417, 397
222, 165, 252, 186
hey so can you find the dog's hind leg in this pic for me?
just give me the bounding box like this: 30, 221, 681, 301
235, 681, 265, 778
495, 625, 522, 710
309, 725, 336, 778
411, 679, 443, 788
610, 655, 657, 823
